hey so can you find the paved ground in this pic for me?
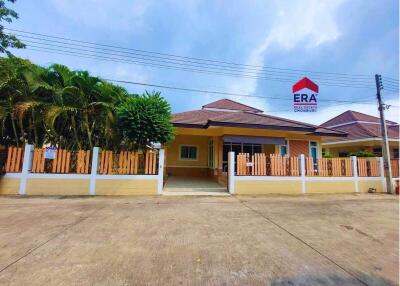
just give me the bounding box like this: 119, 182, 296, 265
0, 193, 398, 285
164, 176, 228, 195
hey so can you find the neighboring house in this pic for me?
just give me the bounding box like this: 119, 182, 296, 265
166, 98, 346, 183
321, 110, 399, 159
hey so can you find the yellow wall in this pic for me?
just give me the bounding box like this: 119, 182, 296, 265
306, 180, 355, 193
0, 177, 20, 195
26, 178, 90, 195
358, 180, 384, 193
95, 179, 157, 195
235, 180, 302, 195
166, 134, 209, 168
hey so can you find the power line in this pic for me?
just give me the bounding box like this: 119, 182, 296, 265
103, 78, 384, 104
5, 28, 383, 80
9, 32, 377, 85
22, 44, 377, 90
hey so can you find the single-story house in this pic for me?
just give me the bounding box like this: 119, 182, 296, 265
165, 99, 346, 184
321, 110, 399, 159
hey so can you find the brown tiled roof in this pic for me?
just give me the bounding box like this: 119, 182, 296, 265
322, 122, 399, 143
321, 110, 397, 127
172, 108, 346, 137
202, 99, 263, 113
321, 110, 399, 143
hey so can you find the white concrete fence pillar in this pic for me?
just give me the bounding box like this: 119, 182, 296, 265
351, 156, 359, 193
19, 144, 33, 195
379, 157, 386, 193
89, 147, 100, 195
299, 154, 306, 194
228, 151, 235, 194
157, 149, 165, 194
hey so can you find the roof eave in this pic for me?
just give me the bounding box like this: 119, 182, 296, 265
207, 120, 315, 132
172, 123, 207, 129
306, 132, 348, 137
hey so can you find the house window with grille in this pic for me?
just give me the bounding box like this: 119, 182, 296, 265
180, 145, 198, 160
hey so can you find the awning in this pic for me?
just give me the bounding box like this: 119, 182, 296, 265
223, 135, 285, 145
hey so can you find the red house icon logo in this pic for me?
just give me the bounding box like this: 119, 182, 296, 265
292, 77, 318, 112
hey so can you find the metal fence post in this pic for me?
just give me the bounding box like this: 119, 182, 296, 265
19, 144, 33, 195
89, 147, 100, 195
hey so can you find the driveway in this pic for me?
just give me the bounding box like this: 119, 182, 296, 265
0, 194, 398, 285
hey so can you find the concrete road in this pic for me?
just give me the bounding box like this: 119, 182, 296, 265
0, 194, 398, 285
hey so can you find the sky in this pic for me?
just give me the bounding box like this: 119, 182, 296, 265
5, 0, 400, 124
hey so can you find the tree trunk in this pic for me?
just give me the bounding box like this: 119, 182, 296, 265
10, 115, 19, 148
71, 116, 81, 149
84, 112, 93, 150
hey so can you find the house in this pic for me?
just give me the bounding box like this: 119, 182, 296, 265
321, 110, 399, 159
165, 98, 346, 184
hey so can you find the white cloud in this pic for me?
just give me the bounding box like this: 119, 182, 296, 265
225, 0, 347, 113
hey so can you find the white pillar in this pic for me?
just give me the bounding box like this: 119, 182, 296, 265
351, 156, 359, 193
157, 149, 165, 194
379, 157, 386, 193
228, 151, 235, 194
19, 144, 33, 195
89, 147, 100, 195
299, 154, 306, 194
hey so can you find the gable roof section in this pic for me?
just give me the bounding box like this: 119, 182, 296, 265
322, 122, 399, 143
292, 77, 319, 93
321, 110, 397, 127
202, 99, 263, 113
172, 109, 346, 137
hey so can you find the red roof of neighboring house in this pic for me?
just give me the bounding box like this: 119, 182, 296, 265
321, 110, 398, 127
172, 99, 346, 137
292, 77, 319, 93
202, 99, 263, 113
321, 110, 399, 143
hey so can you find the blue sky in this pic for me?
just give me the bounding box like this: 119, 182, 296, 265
6, 0, 400, 123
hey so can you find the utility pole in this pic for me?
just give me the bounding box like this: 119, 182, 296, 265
375, 74, 393, 194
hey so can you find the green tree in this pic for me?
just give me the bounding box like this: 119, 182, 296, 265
0, 0, 25, 55
1, 57, 173, 151
117, 91, 175, 150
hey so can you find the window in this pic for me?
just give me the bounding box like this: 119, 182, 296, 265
279, 140, 288, 156
180, 145, 198, 160
222, 142, 262, 171
208, 140, 214, 167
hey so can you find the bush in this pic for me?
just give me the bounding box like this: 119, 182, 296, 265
348, 150, 375, 157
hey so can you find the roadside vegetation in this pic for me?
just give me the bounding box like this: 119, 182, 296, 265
0, 57, 175, 150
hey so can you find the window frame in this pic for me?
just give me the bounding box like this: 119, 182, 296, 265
179, 144, 199, 161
